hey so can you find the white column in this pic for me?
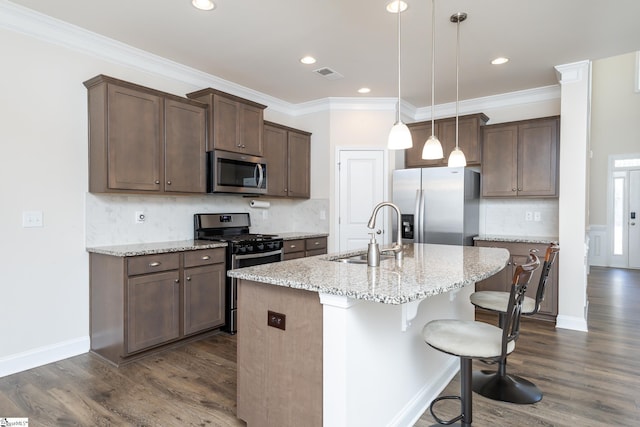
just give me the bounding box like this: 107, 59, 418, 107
554, 60, 590, 332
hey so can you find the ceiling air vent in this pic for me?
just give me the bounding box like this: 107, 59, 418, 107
314, 67, 344, 80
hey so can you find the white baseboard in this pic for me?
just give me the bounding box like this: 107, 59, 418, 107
555, 315, 588, 332
0, 336, 90, 378
388, 357, 458, 427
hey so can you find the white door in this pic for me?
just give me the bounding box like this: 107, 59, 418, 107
629, 170, 640, 268
337, 150, 386, 252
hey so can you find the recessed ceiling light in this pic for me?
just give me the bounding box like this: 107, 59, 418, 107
386, 0, 408, 13
358, 87, 371, 94
491, 57, 509, 65
192, 0, 215, 11
300, 56, 317, 65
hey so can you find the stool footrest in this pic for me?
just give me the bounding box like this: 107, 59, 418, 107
429, 395, 463, 425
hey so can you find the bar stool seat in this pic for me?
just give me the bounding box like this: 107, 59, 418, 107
422, 253, 540, 427
470, 291, 537, 314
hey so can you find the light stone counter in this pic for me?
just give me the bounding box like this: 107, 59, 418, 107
228, 243, 509, 304
86, 239, 227, 257
475, 234, 559, 244
276, 231, 329, 240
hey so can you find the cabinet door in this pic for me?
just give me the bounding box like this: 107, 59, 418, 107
405, 122, 442, 168
164, 99, 207, 193
263, 124, 288, 197
107, 84, 162, 191
518, 118, 559, 197
439, 116, 482, 165
481, 124, 519, 197
287, 131, 311, 198
184, 263, 226, 335
240, 103, 264, 156
127, 270, 180, 354
213, 94, 240, 152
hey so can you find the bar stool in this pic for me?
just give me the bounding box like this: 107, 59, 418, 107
422, 253, 540, 426
469, 243, 559, 404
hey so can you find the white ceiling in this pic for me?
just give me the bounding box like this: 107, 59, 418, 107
8, 0, 640, 107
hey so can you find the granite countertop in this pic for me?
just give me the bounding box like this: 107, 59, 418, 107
227, 243, 509, 304
277, 232, 329, 240
86, 240, 227, 257
474, 234, 559, 244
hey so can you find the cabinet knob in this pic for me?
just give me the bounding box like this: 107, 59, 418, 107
174, 279, 179, 283
314, 241, 320, 246
290, 244, 296, 248
186, 276, 191, 281
518, 188, 522, 191
201, 255, 210, 260
167, 181, 171, 185
512, 188, 517, 192
155, 180, 160, 185
149, 262, 161, 267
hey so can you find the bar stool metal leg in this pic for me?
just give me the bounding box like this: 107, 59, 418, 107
430, 358, 473, 427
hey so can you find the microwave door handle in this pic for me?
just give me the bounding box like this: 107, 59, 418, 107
256, 164, 264, 189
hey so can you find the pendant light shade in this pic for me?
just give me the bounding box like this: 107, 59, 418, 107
422, 0, 443, 160
388, 0, 412, 150
389, 121, 413, 149
448, 12, 467, 168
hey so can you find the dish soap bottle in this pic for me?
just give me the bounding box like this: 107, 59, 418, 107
367, 232, 380, 267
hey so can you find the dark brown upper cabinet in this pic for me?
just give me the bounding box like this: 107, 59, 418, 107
84, 75, 207, 194
263, 121, 311, 199
186, 88, 267, 156
481, 116, 559, 198
405, 113, 489, 168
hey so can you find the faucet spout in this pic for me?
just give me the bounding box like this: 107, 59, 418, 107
367, 202, 403, 262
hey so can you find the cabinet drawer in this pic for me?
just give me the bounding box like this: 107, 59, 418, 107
283, 239, 305, 254
305, 237, 327, 251
184, 248, 225, 268
127, 253, 180, 276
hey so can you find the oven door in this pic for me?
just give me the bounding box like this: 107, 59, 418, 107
208, 150, 267, 194
227, 249, 283, 334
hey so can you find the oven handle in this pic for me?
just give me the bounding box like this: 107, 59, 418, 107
232, 249, 283, 262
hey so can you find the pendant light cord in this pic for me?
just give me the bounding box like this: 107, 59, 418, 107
431, 0, 436, 136
455, 14, 460, 149
397, 0, 402, 124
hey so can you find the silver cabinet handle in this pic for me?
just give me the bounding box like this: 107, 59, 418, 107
155, 180, 160, 184
290, 244, 296, 248
186, 276, 191, 281
201, 255, 210, 260
167, 181, 171, 185
174, 279, 179, 283
314, 241, 320, 245
149, 262, 161, 267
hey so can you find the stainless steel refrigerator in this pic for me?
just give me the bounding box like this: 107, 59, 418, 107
392, 167, 480, 246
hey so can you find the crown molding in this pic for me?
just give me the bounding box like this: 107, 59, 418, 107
555, 60, 591, 84
1, 0, 561, 119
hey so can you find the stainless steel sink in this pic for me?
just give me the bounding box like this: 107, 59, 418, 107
333, 253, 395, 264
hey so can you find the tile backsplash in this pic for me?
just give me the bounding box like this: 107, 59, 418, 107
86, 194, 330, 247
479, 198, 559, 237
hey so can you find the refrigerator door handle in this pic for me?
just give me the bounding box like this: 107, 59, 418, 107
414, 189, 423, 243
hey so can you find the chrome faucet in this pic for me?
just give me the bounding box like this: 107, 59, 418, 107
367, 202, 403, 262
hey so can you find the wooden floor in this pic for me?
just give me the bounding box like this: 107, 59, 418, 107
0, 267, 639, 426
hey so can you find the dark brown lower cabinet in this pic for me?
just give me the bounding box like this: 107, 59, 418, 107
283, 236, 327, 260
474, 240, 558, 321
90, 247, 226, 365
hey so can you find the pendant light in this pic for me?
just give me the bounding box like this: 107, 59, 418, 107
422, 0, 443, 160
388, 0, 413, 150
447, 12, 467, 167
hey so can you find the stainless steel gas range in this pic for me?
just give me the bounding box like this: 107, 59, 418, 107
194, 212, 283, 334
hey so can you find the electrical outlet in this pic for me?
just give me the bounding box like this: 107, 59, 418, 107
525, 211, 533, 221
22, 211, 43, 228
267, 310, 286, 330
534, 211, 541, 222
320, 210, 326, 220
135, 211, 146, 224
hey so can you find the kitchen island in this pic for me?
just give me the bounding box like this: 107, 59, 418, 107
228, 243, 509, 427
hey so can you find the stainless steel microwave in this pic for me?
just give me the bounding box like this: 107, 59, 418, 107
207, 150, 267, 194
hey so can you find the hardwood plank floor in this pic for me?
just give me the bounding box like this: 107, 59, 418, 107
0, 267, 638, 426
